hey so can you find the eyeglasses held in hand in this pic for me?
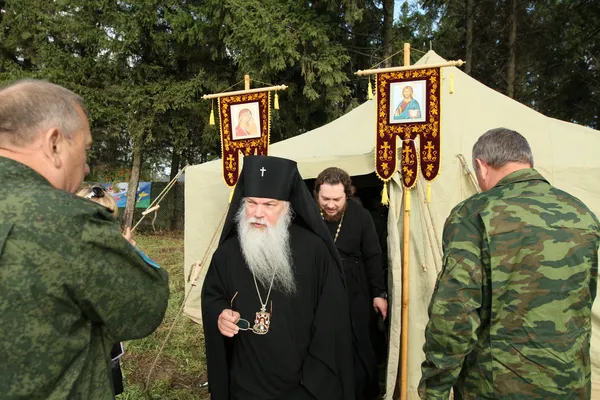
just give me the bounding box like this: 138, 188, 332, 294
230, 292, 271, 335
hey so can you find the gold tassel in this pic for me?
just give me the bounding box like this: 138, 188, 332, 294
368, 79, 374, 100
450, 74, 455, 94
404, 189, 411, 211
209, 107, 215, 125
274, 92, 279, 110
381, 182, 389, 206
426, 182, 431, 203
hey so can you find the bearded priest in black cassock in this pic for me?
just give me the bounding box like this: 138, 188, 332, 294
201, 155, 355, 400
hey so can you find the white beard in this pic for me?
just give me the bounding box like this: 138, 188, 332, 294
235, 201, 296, 295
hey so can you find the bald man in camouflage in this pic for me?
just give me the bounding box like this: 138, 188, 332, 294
419, 128, 600, 399
0, 80, 169, 399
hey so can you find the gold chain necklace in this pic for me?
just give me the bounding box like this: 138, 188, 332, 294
321, 211, 345, 243
250, 270, 276, 335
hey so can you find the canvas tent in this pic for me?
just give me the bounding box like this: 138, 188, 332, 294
183, 50, 600, 399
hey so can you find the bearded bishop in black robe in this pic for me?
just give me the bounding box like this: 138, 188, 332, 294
201, 155, 355, 400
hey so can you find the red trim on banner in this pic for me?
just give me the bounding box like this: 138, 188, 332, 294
219, 92, 270, 187
375, 68, 440, 188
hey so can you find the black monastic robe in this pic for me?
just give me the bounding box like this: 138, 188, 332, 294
202, 222, 354, 400
325, 199, 385, 399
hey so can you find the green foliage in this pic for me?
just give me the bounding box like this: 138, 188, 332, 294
417, 0, 599, 128
219, 0, 374, 138
520, 0, 599, 128
0, 0, 598, 194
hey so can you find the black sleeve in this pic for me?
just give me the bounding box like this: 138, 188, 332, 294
201, 251, 233, 400
302, 242, 355, 400
360, 209, 386, 298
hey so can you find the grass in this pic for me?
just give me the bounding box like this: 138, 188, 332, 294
116, 232, 210, 400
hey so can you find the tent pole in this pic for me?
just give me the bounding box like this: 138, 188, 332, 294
401, 188, 411, 400
400, 42, 411, 400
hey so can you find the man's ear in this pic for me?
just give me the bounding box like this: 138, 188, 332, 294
475, 158, 488, 178
41, 128, 63, 168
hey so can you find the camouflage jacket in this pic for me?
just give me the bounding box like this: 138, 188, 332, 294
0, 157, 170, 400
419, 168, 600, 399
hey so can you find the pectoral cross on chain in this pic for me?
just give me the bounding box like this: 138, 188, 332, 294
260, 167, 266, 177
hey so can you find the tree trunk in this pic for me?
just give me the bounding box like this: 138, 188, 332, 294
169, 147, 181, 231
465, 0, 474, 75
123, 145, 142, 229
382, 0, 394, 68
169, 148, 181, 181
507, 0, 518, 98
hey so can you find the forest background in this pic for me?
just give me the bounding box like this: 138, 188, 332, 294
1, 0, 598, 227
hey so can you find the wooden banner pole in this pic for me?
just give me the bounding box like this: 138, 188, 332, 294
400, 42, 411, 400
201, 84, 287, 100
403, 43, 411, 68
355, 59, 465, 76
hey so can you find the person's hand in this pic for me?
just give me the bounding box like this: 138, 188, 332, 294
122, 226, 136, 247
218, 309, 241, 337
373, 297, 388, 321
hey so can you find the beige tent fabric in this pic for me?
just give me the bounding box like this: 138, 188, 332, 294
183, 50, 600, 399
385, 50, 600, 399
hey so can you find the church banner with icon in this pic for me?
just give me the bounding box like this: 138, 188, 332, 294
375, 68, 441, 188
218, 91, 271, 187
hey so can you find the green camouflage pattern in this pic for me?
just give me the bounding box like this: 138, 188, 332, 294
419, 168, 600, 399
0, 157, 170, 400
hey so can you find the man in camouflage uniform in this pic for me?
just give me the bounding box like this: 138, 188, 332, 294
0, 80, 170, 399
419, 128, 600, 399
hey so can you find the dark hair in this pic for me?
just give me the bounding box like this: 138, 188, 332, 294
314, 167, 355, 198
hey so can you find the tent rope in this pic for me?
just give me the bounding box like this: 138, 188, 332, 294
414, 185, 442, 274
367, 46, 428, 71
131, 165, 188, 233
417, 179, 443, 258
142, 204, 230, 394
416, 180, 443, 260
412, 141, 443, 265
457, 154, 481, 194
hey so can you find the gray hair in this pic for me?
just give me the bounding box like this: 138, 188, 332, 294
0, 79, 87, 147
472, 128, 534, 171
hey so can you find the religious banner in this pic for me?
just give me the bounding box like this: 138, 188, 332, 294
218, 91, 271, 187
375, 68, 441, 189
356, 47, 463, 400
